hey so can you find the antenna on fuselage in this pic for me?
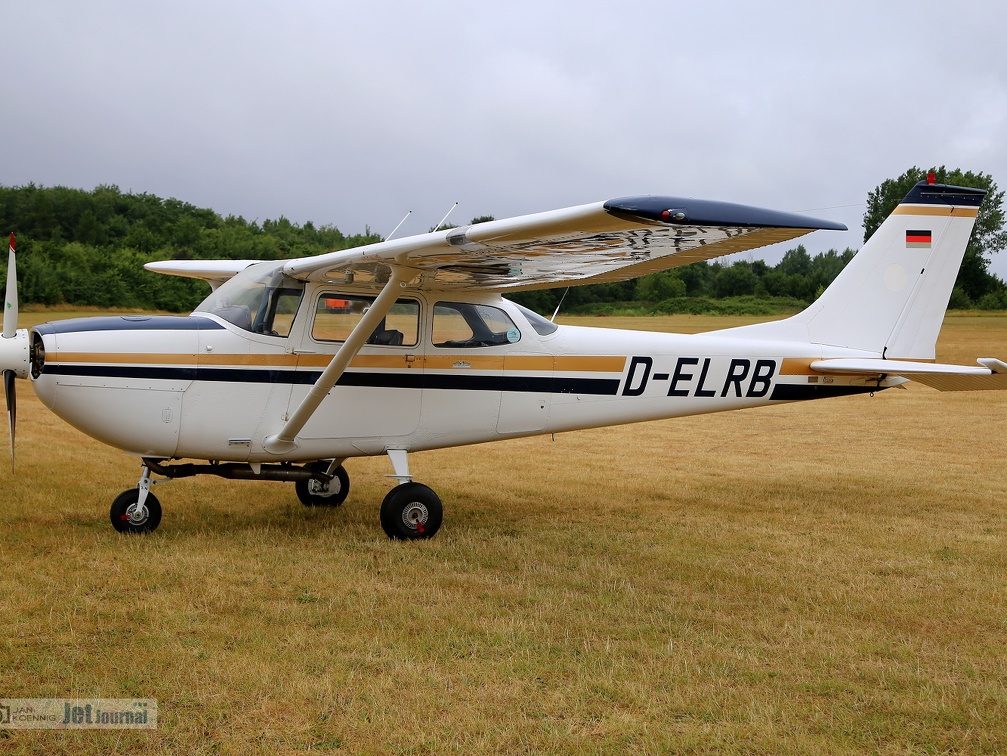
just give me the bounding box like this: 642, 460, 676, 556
550, 287, 570, 323
431, 202, 459, 233
385, 210, 412, 241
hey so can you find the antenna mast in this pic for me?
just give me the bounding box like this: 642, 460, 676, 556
550, 287, 571, 323
385, 210, 412, 241
431, 202, 459, 233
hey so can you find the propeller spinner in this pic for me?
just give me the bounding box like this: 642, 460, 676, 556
1, 234, 31, 471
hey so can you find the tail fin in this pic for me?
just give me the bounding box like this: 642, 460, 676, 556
727, 181, 985, 359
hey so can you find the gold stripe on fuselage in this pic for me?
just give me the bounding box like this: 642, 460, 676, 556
49, 352, 628, 373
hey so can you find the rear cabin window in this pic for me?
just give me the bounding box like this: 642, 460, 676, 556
432, 302, 521, 348
312, 295, 419, 346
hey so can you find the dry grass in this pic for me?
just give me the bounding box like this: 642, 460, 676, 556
1, 311, 1006, 753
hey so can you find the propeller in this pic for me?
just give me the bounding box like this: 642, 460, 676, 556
1, 233, 29, 472
3, 367, 13, 471
4, 233, 17, 338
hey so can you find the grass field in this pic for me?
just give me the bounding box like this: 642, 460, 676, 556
2, 310, 1007, 753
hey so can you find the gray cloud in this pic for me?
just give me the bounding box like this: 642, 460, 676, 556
5, 0, 1007, 273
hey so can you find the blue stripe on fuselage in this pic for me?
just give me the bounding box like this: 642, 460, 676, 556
41, 363, 622, 395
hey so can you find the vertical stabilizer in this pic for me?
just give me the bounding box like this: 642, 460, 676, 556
724, 181, 985, 359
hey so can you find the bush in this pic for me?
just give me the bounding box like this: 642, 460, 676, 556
977, 291, 1007, 311
948, 286, 973, 310
635, 271, 686, 302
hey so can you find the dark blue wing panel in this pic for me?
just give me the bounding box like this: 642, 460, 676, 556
604, 196, 847, 231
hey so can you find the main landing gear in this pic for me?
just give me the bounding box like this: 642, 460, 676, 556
378, 450, 443, 540
295, 460, 350, 507
108, 450, 444, 540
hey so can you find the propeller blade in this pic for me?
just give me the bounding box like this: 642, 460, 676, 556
3, 233, 16, 339
3, 368, 14, 472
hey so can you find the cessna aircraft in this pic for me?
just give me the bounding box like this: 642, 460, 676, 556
1, 177, 1004, 539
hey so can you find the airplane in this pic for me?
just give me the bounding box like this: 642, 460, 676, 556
1, 176, 1004, 539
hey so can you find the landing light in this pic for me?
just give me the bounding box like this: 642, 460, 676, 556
660, 209, 687, 222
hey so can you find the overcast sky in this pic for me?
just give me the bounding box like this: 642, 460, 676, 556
5, 1, 1007, 275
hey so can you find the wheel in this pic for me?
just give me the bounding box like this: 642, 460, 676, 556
296, 462, 350, 507
110, 489, 162, 534
379, 482, 443, 540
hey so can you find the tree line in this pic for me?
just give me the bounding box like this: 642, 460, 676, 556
0, 184, 381, 311
1, 168, 1004, 315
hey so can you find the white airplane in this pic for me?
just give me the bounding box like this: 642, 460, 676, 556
1, 177, 1004, 539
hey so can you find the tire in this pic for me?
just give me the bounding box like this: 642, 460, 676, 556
379, 483, 443, 540
110, 489, 162, 534
295, 462, 350, 507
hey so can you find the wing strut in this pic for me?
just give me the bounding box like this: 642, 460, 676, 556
263, 265, 410, 454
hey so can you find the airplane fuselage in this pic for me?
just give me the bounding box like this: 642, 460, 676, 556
28, 291, 894, 464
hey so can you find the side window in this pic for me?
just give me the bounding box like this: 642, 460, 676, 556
432, 302, 521, 348
312, 295, 419, 346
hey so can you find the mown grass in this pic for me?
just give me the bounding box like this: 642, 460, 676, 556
566, 295, 807, 317
0, 310, 1005, 753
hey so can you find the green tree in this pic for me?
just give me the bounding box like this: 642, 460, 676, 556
713, 262, 759, 297
863, 166, 1007, 302
777, 245, 812, 277
635, 271, 686, 302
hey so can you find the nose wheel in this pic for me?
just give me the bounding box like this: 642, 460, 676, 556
110, 488, 162, 534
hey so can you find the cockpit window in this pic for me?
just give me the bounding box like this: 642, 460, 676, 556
193, 261, 304, 337
432, 302, 521, 348
513, 303, 559, 336
312, 295, 419, 346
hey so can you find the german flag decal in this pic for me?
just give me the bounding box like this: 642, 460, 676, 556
906, 229, 932, 248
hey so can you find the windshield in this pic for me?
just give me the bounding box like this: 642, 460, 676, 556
513, 303, 559, 336
194, 261, 304, 337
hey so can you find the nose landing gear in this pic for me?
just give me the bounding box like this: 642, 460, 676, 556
110, 467, 162, 534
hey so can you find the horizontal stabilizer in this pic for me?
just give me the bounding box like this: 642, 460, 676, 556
811, 358, 1007, 391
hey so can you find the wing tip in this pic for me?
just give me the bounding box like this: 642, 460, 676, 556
604, 196, 846, 232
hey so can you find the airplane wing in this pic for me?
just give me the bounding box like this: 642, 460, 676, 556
144, 260, 261, 290
811, 358, 1007, 391
277, 196, 846, 292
